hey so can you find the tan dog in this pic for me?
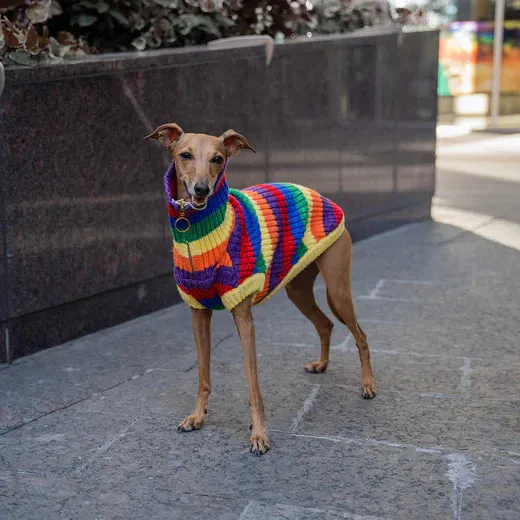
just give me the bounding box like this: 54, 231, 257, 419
147, 124, 376, 455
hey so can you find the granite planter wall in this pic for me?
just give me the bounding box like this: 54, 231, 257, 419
0, 28, 439, 363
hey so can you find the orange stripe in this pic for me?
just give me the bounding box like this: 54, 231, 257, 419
174, 238, 230, 272
308, 189, 326, 240
244, 189, 279, 302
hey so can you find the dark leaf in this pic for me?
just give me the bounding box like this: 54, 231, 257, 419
2, 21, 24, 49
215, 13, 235, 28
109, 9, 129, 27
56, 30, 76, 45
8, 49, 37, 66
24, 24, 39, 54
63, 46, 87, 59
78, 0, 96, 8
131, 35, 147, 51
132, 13, 145, 31
26, 0, 53, 24
70, 13, 98, 27
95, 2, 109, 13
153, 0, 178, 6
38, 35, 51, 49
51, 0, 63, 16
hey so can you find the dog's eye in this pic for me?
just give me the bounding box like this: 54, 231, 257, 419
213, 156, 224, 165
180, 152, 192, 160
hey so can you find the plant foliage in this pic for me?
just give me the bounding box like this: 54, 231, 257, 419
0, 0, 414, 66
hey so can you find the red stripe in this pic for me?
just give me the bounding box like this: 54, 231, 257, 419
180, 283, 234, 302
229, 197, 255, 284
260, 184, 296, 281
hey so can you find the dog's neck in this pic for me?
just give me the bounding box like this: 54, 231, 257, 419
164, 162, 231, 262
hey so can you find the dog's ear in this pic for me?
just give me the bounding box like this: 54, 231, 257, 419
219, 129, 256, 156
145, 123, 184, 148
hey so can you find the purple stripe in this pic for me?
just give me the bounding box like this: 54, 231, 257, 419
226, 198, 243, 279
249, 186, 284, 292
175, 265, 236, 290
322, 198, 338, 234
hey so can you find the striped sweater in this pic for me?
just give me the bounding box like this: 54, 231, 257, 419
164, 162, 345, 310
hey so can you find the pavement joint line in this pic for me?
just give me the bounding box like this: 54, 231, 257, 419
240, 501, 394, 520
271, 429, 444, 454
289, 385, 320, 433
317, 383, 520, 404
271, 430, 520, 463
1, 467, 47, 477
358, 295, 420, 302
238, 500, 254, 520
382, 278, 444, 286
366, 279, 385, 299
456, 358, 472, 398
71, 415, 140, 476
0, 365, 172, 437
73, 408, 158, 420
278, 342, 487, 361
471, 261, 477, 288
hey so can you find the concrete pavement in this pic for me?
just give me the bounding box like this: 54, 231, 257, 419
1, 132, 519, 519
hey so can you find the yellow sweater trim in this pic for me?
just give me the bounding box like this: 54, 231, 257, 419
177, 287, 206, 309
221, 273, 266, 310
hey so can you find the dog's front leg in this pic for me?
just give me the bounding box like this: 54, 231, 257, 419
178, 308, 212, 432
232, 298, 270, 455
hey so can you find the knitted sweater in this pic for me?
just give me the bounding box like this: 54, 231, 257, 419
164, 162, 345, 310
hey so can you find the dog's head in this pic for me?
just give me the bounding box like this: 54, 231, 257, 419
145, 123, 255, 209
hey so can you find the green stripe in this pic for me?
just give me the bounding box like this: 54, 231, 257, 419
172, 203, 227, 242
230, 189, 266, 274
284, 184, 309, 262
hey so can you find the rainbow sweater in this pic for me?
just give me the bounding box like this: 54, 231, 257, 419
164, 162, 345, 310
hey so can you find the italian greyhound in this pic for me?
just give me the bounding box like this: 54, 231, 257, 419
146, 123, 376, 455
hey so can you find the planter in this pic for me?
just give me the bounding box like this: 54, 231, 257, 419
0, 28, 439, 362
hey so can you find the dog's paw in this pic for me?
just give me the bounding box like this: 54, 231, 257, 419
361, 377, 377, 399
304, 360, 328, 373
177, 414, 205, 432
250, 430, 270, 456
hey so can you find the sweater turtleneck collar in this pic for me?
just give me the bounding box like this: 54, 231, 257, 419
164, 161, 231, 242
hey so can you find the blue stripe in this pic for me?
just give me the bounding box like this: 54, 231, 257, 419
272, 184, 306, 265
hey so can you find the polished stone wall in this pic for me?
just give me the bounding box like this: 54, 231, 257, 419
0, 28, 439, 362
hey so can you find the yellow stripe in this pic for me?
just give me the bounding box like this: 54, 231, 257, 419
297, 186, 318, 249
174, 204, 234, 258
243, 192, 274, 270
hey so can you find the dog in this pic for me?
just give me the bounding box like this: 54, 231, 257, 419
146, 123, 376, 455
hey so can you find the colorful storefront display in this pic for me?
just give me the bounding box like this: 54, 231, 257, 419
438, 20, 520, 95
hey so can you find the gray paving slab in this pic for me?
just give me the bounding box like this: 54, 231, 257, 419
294, 384, 519, 454
0, 470, 249, 520
0, 306, 235, 434
64, 419, 456, 520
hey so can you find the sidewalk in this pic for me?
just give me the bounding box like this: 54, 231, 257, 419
2, 133, 520, 520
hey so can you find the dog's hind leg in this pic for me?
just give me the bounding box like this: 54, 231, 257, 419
317, 231, 376, 399
286, 263, 334, 373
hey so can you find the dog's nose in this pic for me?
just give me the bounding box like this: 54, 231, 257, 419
194, 183, 210, 197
